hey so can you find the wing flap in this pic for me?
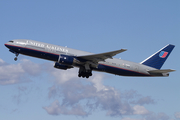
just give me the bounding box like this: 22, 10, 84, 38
148, 69, 175, 73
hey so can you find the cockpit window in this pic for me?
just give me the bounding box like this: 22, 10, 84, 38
9, 41, 14, 43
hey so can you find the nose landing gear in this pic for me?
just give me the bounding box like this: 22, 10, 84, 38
9, 49, 19, 61
14, 53, 19, 61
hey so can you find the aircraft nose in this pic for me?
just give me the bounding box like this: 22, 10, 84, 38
4, 41, 12, 48
4, 42, 9, 47
5, 40, 14, 48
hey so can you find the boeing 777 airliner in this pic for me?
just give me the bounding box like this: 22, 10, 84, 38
5, 39, 175, 78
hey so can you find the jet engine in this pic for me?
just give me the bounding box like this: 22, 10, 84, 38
54, 62, 73, 70
58, 54, 74, 65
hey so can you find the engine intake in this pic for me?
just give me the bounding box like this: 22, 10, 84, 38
54, 62, 73, 70
58, 54, 74, 65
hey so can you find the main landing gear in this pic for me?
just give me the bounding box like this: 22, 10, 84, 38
78, 67, 92, 78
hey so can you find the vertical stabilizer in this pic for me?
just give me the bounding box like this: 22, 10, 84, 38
140, 44, 175, 69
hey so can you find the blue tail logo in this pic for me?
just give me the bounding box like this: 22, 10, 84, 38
159, 51, 168, 58
141, 44, 175, 69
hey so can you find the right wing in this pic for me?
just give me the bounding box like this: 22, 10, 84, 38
77, 49, 127, 63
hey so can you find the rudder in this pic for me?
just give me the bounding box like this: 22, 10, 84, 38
140, 44, 175, 69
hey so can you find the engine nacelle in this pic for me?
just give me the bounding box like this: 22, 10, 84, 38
54, 62, 73, 70
58, 54, 74, 65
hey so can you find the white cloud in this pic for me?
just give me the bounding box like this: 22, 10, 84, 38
0, 58, 6, 65
0, 59, 42, 85
145, 112, 170, 120
0, 60, 25, 85
122, 112, 171, 120
43, 100, 88, 116
122, 91, 155, 106
20, 59, 42, 76
46, 63, 78, 84
12, 86, 29, 104
175, 112, 180, 119
88, 73, 108, 92
0, 58, 172, 119
131, 96, 155, 105
121, 118, 145, 120
133, 105, 149, 115
44, 72, 135, 117
43, 67, 160, 117
48, 85, 60, 99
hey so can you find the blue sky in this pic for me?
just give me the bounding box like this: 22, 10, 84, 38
0, 1, 180, 120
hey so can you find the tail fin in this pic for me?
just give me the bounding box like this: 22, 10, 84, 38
140, 44, 175, 69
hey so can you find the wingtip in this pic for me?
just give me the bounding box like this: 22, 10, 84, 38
121, 49, 127, 51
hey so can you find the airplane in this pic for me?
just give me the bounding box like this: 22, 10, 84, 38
4, 39, 175, 78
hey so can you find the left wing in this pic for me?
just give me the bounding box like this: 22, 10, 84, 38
77, 49, 127, 63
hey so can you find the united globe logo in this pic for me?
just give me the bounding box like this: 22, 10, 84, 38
159, 51, 168, 58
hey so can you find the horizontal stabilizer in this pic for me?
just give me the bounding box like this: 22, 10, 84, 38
148, 69, 175, 73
